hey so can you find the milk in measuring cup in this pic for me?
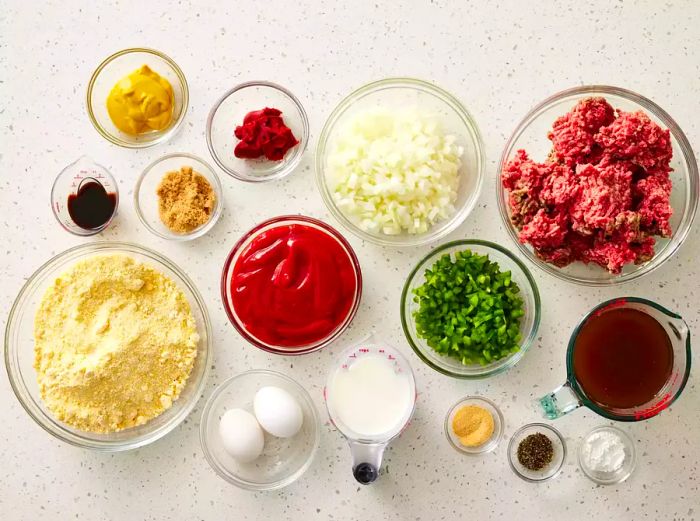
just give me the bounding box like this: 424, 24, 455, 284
328, 354, 413, 437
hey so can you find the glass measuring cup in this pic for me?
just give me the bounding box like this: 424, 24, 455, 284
540, 297, 691, 422
324, 334, 416, 484
51, 156, 119, 235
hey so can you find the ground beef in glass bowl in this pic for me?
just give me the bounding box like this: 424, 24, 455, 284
497, 85, 698, 286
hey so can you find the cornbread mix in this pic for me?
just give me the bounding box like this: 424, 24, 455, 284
33, 254, 199, 433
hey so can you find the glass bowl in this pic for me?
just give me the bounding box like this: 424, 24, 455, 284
498, 85, 699, 286
134, 153, 223, 241
200, 370, 320, 491
221, 215, 362, 355
578, 425, 636, 485
206, 81, 309, 182
444, 396, 504, 455
86, 48, 189, 148
4, 242, 211, 451
400, 240, 541, 378
316, 78, 485, 247
508, 423, 566, 483
51, 156, 119, 236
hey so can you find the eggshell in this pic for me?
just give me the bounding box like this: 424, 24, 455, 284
253, 386, 303, 438
219, 408, 264, 462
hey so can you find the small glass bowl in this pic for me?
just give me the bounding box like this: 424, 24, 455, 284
4, 242, 212, 451
51, 156, 119, 236
200, 370, 321, 491
498, 85, 699, 286
134, 153, 223, 241
400, 240, 541, 379
86, 48, 189, 148
221, 215, 362, 355
206, 81, 309, 182
578, 425, 636, 485
316, 78, 485, 247
444, 396, 504, 455
508, 423, 566, 483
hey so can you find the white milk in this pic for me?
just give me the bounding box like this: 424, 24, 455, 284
328, 354, 413, 437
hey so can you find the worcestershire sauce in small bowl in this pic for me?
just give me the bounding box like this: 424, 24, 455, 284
67, 178, 117, 230
573, 307, 673, 409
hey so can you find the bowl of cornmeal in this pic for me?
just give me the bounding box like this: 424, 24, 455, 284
4, 242, 212, 450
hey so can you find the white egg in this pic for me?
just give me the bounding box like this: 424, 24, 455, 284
253, 386, 304, 438
219, 408, 264, 462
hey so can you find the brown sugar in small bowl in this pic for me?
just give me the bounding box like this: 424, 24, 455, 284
134, 153, 224, 241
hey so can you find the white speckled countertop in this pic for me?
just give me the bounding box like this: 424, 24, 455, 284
1, 1, 699, 519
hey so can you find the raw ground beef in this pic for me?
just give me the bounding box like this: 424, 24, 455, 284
502, 97, 673, 274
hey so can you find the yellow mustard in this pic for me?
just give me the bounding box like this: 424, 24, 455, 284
106, 65, 174, 135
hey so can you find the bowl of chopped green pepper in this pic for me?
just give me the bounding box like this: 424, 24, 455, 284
400, 240, 541, 378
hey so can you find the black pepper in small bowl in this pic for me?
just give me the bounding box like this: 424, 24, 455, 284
517, 432, 554, 471
508, 423, 566, 482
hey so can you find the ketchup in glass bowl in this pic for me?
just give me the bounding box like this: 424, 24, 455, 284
222, 216, 362, 354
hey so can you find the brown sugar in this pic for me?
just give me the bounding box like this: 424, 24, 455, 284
156, 166, 216, 234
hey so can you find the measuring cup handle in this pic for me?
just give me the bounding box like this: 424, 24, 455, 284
348, 441, 385, 485
539, 381, 582, 419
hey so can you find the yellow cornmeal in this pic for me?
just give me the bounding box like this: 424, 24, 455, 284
33, 254, 199, 433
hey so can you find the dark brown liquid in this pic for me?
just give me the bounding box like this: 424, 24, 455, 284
67, 180, 116, 230
573, 307, 673, 409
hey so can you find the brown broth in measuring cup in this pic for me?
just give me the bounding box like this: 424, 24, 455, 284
573, 307, 673, 409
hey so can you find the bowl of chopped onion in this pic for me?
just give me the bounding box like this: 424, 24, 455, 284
316, 78, 485, 246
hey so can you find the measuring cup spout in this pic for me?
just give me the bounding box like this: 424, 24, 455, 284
539, 381, 582, 420
348, 441, 386, 485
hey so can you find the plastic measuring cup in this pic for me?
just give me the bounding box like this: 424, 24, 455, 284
324, 334, 416, 484
51, 156, 119, 235
540, 297, 691, 422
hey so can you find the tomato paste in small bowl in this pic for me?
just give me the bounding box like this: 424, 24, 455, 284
221, 216, 362, 355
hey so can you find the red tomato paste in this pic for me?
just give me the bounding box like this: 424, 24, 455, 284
233, 107, 299, 160
230, 222, 358, 347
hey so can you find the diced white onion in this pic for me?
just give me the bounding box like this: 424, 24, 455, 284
327, 108, 463, 235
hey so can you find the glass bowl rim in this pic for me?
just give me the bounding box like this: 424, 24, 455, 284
85, 47, 189, 149
507, 422, 567, 483
315, 76, 486, 247
443, 395, 505, 455
496, 84, 700, 286
199, 369, 321, 491
50, 155, 120, 236
4, 241, 212, 451
400, 239, 541, 379
577, 424, 636, 485
205, 80, 310, 183
133, 152, 224, 241
220, 215, 363, 355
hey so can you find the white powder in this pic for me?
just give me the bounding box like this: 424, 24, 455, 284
581, 431, 626, 473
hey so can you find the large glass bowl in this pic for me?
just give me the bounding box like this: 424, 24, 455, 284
200, 370, 320, 490
400, 240, 540, 378
221, 215, 362, 355
498, 85, 699, 286
4, 242, 212, 451
316, 78, 485, 247
86, 48, 189, 148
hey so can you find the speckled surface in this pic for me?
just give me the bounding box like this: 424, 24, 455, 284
1, 1, 699, 519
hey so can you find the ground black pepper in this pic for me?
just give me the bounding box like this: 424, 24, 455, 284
517, 432, 554, 471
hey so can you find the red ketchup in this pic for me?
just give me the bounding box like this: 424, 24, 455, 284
230, 222, 358, 347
